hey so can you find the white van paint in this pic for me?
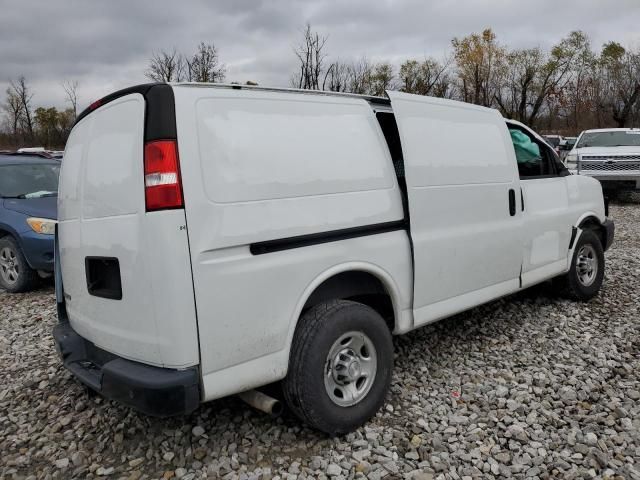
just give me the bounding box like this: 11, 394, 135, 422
388, 92, 523, 326
58, 94, 199, 369
55, 83, 613, 431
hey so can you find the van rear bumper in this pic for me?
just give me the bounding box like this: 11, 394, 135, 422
53, 322, 200, 417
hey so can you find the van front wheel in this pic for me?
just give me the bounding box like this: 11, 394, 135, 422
283, 300, 393, 435
558, 229, 605, 301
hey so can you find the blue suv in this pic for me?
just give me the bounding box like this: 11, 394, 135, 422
0, 153, 59, 292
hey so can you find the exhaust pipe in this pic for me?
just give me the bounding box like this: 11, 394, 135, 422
238, 390, 283, 417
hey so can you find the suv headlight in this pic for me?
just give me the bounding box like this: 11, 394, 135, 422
26, 217, 57, 235
565, 153, 578, 168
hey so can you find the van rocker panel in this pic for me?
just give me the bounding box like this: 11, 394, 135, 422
53, 321, 200, 417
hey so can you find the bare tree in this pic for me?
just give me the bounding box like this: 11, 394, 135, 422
346, 57, 374, 94
186, 42, 225, 83
599, 42, 640, 127
9, 76, 34, 139
146, 49, 185, 82
398, 57, 450, 96
323, 61, 350, 91
494, 48, 543, 121
62, 79, 79, 118
2, 87, 23, 137
370, 62, 395, 96
452, 28, 505, 106
292, 23, 328, 90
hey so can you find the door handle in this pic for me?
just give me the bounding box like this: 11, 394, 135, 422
508, 189, 516, 216
520, 188, 525, 211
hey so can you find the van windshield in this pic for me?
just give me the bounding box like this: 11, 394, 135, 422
0, 164, 60, 198
576, 131, 640, 148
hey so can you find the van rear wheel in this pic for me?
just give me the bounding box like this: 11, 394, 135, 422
283, 300, 393, 435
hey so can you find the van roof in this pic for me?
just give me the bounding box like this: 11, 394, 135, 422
75, 82, 503, 129
171, 82, 391, 104
75, 82, 392, 126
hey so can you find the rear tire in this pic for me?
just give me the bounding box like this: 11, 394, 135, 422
0, 236, 39, 293
557, 229, 604, 301
283, 300, 393, 435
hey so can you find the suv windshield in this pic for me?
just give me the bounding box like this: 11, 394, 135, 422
0, 163, 60, 198
576, 131, 640, 148
544, 136, 561, 147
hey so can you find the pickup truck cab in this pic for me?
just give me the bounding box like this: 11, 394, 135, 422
566, 127, 640, 193
54, 84, 614, 434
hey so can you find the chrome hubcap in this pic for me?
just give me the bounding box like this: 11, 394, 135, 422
0, 247, 19, 285
576, 244, 597, 287
324, 331, 377, 407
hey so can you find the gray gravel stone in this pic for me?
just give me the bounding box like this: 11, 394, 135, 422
1, 202, 639, 479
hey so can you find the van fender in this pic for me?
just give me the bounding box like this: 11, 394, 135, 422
0, 222, 25, 251
575, 210, 605, 230
566, 210, 606, 268
283, 261, 407, 363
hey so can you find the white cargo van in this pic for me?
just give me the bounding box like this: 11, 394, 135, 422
54, 83, 614, 434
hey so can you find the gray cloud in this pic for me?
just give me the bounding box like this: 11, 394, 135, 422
0, 0, 639, 111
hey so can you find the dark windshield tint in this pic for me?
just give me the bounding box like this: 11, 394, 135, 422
544, 136, 560, 147
577, 131, 640, 148
0, 164, 60, 198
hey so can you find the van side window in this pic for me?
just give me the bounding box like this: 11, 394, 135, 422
509, 128, 557, 178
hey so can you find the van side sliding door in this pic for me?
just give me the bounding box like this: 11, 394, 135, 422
387, 91, 523, 327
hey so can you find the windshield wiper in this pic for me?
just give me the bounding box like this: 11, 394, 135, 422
1, 191, 57, 199
1, 193, 29, 199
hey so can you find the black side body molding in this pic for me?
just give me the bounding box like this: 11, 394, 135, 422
250, 220, 406, 255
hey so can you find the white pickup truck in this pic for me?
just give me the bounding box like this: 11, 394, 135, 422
54, 84, 614, 434
566, 128, 640, 194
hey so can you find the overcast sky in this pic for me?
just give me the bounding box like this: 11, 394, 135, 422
1, 0, 639, 112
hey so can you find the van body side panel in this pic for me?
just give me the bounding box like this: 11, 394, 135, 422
58, 93, 198, 368
387, 92, 523, 326
173, 87, 409, 398
198, 232, 413, 400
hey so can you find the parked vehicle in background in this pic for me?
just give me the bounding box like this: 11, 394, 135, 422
543, 134, 564, 154
566, 128, 640, 194
0, 153, 59, 292
54, 83, 613, 434
0, 148, 63, 161
559, 136, 577, 162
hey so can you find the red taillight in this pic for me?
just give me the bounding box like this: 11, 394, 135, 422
144, 140, 184, 211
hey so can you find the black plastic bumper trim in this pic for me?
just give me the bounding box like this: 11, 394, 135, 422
53, 322, 200, 417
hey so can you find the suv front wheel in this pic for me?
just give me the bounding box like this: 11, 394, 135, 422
0, 236, 39, 293
283, 300, 394, 435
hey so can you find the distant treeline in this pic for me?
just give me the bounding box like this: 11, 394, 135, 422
2, 26, 639, 149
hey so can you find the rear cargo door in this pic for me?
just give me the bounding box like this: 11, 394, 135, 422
387, 91, 523, 326
58, 91, 199, 368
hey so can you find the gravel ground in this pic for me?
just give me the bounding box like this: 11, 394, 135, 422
1, 202, 639, 480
